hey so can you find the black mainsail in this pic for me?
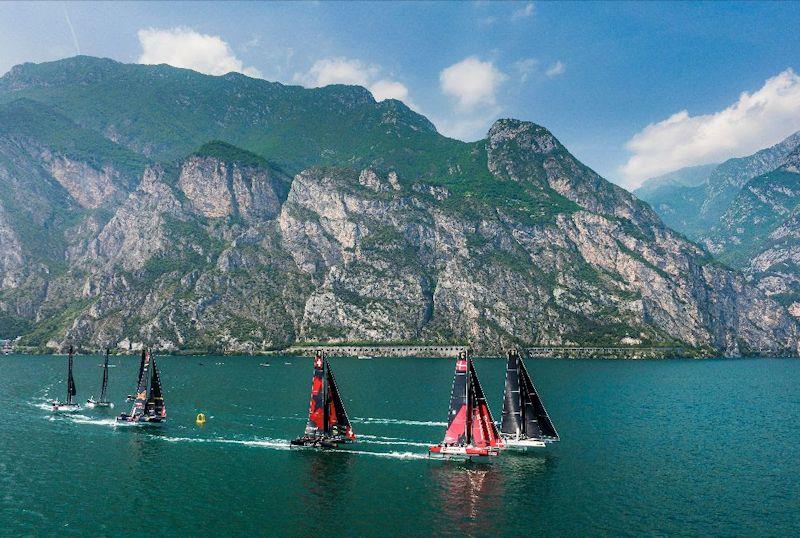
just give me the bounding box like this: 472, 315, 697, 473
99, 348, 110, 403
147, 355, 166, 419
500, 349, 559, 441
66, 345, 77, 405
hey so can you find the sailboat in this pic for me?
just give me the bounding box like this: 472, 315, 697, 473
52, 345, 80, 412
500, 348, 559, 449
429, 351, 503, 460
291, 351, 356, 448
116, 348, 167, 424
87, 348, 113, 408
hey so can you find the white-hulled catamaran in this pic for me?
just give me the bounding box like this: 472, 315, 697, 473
500, 348, 559, 449
429, 351, 503, 461
87, 348, 113, 408
52, 345, 80, 412
116, 348, 166, 424
291, 351, 356, 449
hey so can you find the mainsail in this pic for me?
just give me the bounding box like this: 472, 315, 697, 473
501, 349, 559, 441
99, 348, 110, 403
442, 353, 501, 449
66, 345, 77, 405
129, 349, 151, 419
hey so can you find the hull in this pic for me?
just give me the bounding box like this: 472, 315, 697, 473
500, 436, 547, 450
428, 444, 500, 461
290, 435, 350, 449
116, 413, 165, 425
86, 399, 114, 408
51, 402, 81, 412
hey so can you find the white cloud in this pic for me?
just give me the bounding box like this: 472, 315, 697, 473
293, 57, 417, 109
137, 27, 261, 77
514, 58, 538, 83
432, 111, 500, 141
293, 57, 376, 87
512, 2, 535, 20
439, 56, 507, 110
545, 60, 565, 77
620, 68, 800, 188
370, 79, 409, 102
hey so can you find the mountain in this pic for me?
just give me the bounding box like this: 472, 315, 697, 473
704, 148, 800, 315
0, 56, 797, 356
633, 163, 717, 235
636, 133, 800, 239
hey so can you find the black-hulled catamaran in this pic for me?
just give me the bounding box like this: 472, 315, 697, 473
52, 345, 80, 412
500, 348, 559, 449
117, 349, 166, 424
87, 348, 113, 408
429, 351, 503, 460
291, 351, 356, 448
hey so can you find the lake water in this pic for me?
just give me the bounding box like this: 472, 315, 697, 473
1, 354, 799, 536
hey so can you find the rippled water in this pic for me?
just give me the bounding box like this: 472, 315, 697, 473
1, 354, 799, 535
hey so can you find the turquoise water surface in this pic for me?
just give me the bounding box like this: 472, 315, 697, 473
1, 355, 799, 535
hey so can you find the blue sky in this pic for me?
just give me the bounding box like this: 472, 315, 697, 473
2, 1, 800, 188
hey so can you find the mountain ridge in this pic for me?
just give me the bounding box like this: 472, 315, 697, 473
0, 56, 797, 356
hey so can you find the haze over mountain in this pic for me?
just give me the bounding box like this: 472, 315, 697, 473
0, 56, 797, 356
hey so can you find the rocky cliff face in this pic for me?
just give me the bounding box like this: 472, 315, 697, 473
17, 119, 790, 355
0, 57, 798, 356
704, 148, 800, 318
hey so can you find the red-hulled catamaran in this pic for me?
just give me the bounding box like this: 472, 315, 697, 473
429, 351, 503, 460
291, 351, 356, 449
116, 348, 166, 424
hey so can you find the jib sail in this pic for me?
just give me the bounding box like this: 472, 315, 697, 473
67, 345, 77, 405
519, 357, 559, 440
148, 355, 166, 419
325, 361, 355, 440
468, 360, 501, 448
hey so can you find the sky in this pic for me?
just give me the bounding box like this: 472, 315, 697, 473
1, 1, 800, 189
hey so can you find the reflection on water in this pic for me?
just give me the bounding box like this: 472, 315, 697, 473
295, 450, 355, 532
430, 463, 505, 535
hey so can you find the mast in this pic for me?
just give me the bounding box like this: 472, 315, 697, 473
99, 348, 109, 403
465, 355, 472, 445
322, 356, 329, 433
67, 345, 77, 405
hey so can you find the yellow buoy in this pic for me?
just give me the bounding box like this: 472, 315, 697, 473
195, 413, 206, 425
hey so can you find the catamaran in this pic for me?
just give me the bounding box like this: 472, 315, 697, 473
116, 348, 166, 424
291, 351, 356, 448
500, 348, 559, 449
52, 345, 81, 412
87, 348, 113, 408
429, 351, 503, 460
